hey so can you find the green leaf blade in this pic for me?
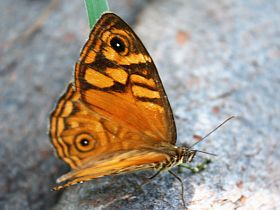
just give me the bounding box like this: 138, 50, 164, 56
84, 0, 109, 28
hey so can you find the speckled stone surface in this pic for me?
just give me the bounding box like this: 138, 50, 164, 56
1, 0, 279, 210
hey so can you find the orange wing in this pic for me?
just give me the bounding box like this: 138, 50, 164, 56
75, 13, 176, 144
49, 13, 177, 190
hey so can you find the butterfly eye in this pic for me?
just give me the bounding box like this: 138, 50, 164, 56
110, 36, 126, 53
74, 133, 96, 152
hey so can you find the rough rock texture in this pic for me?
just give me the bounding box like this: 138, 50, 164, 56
0, 0, 279, 210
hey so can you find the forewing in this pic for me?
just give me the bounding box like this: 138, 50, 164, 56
75, 13, 176, 144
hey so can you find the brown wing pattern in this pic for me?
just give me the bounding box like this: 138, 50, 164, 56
49, 13, 177, 190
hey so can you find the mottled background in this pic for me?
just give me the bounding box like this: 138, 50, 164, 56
1, 0, 280, 209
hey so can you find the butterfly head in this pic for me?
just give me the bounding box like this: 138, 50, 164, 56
185, 149, 197, 163
179, 146, 197, 163
178, 141, 216, 165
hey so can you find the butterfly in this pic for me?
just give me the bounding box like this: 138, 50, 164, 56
49, 12, 199, 206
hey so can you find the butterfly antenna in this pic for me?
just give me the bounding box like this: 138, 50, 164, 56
189, 116, 235, 149
195, 150, 217, 156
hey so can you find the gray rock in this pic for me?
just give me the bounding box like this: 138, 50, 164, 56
0, 0, 279, 209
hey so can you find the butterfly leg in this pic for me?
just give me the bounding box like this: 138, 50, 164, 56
138, 169, 163, 189
148, 169, 162, 180
178, 158, 212, 174
168, 170, 186, 208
